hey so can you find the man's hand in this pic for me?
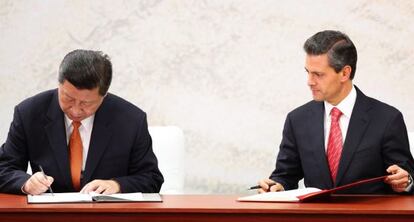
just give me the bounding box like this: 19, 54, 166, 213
257, 178, 284, 193
80, 179, 121, 194
385, 164, 411, 192
22, 172, 54, 195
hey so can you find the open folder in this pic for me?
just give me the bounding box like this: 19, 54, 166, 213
27, 192, 162, 204
238, 175, 387, 203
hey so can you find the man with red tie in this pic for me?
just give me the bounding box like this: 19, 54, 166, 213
258, 30, 414, 194
0, 50, 163, 195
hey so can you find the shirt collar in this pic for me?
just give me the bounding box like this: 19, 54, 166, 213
324, 85, 357, 119
64, 114, 95, 131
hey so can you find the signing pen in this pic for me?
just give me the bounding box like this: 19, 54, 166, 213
38, 165, 54, 195
249, 182, 277, 190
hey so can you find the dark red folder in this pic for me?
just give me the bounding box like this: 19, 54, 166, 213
297, 175, 388, 202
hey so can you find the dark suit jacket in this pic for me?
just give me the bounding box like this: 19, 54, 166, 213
0, 89, 164, 194
270, 87, 414, 194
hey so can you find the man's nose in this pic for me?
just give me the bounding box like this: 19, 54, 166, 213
70, 104, 83, 116
307, 73, 315, 86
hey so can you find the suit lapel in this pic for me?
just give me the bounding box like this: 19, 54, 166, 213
44, 90, 73, 189
335, 87, 371, 185
308, 102, 333, 188
82, 97, 112, 184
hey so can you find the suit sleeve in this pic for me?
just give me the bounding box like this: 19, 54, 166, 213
382, 111, 414, 183
0, 106, 31, 194
269, 113, 304, 190
112, 113, 164, 193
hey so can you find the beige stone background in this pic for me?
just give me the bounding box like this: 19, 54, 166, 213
0, 0, 413, 194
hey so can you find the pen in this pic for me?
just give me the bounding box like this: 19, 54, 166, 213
249, 182, 277, 190
38, 165, 54, 195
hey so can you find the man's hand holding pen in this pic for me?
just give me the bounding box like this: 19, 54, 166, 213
254, 178, 285, 193
22, 167, 54, 195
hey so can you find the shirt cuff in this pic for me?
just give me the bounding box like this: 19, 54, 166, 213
404, 174, 413, 192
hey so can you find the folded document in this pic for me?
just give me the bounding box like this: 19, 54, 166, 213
27, 192, 162, 203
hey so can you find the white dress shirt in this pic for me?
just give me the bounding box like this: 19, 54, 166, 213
64, 115, 94, 171
323, 85, 357, 150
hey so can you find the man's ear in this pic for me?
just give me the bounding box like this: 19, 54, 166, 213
340, 65, 352, 82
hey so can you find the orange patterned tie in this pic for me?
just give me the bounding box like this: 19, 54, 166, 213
327, 107, 343, 184
69, 121, 82, 191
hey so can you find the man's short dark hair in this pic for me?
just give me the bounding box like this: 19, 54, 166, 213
58, 49, 112, 96
303, 30, 357, 80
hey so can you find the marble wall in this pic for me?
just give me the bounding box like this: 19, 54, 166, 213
1, 0, 413, 194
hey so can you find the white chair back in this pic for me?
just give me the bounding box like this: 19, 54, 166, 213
149, 126, 185, 194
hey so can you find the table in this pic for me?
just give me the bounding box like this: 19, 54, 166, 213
1, 194, 414, 222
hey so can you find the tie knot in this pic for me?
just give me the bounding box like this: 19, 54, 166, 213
330, 107, 342, 121
72, 121, 81, 129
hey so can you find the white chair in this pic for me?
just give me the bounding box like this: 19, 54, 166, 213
149, 126, 185, 194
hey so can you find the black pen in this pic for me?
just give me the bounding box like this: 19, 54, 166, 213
249, 182, 277, 190
38, 165, 54, 195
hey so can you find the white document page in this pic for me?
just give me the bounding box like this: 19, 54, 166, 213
28, 192, 92, 203
238, 187, 321, 202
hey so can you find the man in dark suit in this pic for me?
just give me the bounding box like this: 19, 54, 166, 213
258, 30, 414, 194
0, 49, 163, 195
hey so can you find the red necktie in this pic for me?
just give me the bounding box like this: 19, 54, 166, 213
327, 107, 343, 183
69, 121, 82, 191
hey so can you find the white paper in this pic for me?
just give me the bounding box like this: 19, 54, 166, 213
238, 187, 321, 202
27, 192, 92, 203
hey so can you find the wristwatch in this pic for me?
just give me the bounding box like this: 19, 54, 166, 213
408, 174, 413, 186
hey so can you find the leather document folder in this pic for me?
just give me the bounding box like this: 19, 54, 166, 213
238, 175, 387, 203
